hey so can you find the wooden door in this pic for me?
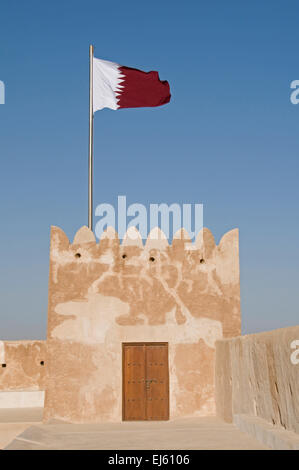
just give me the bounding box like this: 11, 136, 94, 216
123, 343, 169, 421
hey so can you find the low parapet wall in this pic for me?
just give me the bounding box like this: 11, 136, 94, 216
215, 326, 299, 436
0, 340, 46, 407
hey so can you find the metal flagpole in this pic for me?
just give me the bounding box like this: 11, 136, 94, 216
88, 44, 94, 231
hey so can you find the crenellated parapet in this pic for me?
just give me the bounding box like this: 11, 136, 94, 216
50, 225, 240, 290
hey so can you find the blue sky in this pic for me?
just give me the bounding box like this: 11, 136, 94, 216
0, 0, 298, 339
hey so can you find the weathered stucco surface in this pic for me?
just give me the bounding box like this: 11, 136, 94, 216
215, 326, 299, 434
0, 341, 46, 391
44, 225, 241, 423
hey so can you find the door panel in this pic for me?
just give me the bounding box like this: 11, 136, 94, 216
145, 344, 169, 420
123, 343, 169, 421
123, 344, 146, 420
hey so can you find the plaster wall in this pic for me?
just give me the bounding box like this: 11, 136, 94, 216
0, 341, 46, 392
0, 391, 44, 408
44, 225, 241, 423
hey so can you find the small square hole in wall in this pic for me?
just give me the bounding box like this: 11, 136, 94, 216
1, 364, 6, 368
40, 361, 44, 366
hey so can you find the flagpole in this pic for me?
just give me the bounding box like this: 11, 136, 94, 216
88, 44, 94, 231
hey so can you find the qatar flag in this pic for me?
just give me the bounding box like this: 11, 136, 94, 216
93, 57, 171, 112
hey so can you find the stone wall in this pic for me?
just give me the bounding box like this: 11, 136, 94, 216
0, 340, 46, 392
215, 326, 299, 434
44, 225, 241, 423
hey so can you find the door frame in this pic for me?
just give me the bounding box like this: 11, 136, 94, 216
122, 342, 170, 421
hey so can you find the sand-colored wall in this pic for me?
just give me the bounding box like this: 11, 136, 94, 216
0, 340, 46, 391
44, 225, 241, 423
215, 326, 299, 434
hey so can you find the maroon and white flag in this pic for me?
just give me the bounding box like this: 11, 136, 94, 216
93, 57, 171, 112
